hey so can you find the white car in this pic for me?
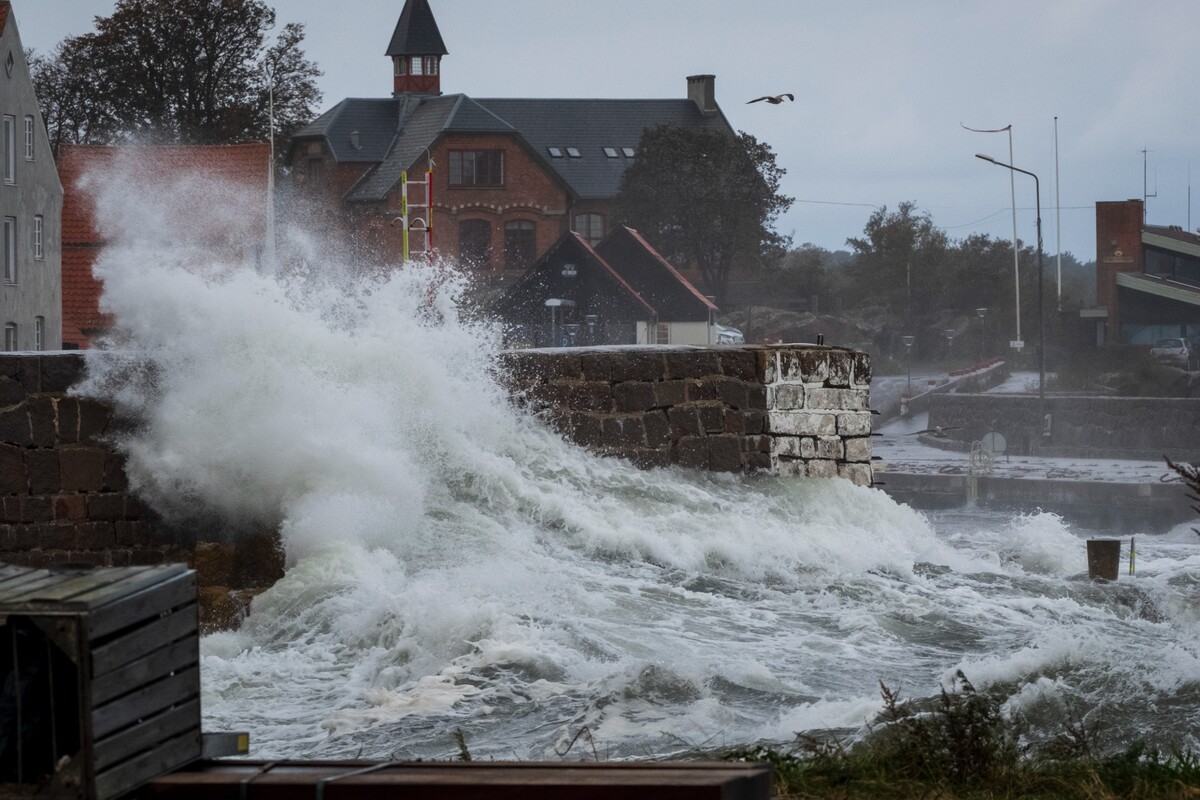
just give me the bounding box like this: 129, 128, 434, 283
715, 325, 744, 345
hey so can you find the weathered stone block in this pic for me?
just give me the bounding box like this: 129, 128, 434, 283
580, 352, 617, 382
709, 435, 743, 472
837, 412, 873, 436
780, 349, 829, 384
0, 445, 27, 494
0, 406, 31, 447
54, 494, 87, 521
57, 398, 80, 443
746, 385, 767, 410
711, 377, 749, 409
850, 352, 872, 387
41, 523, 79, 551
770, 436, 803, 458
80, 520, 117, 549
687, 378, 720, 402
28, 396, 55, 447
756, 350, 777, 384
610, 352, 666, 383
103, 451, 129, 492
746, 452, 772, 471
817, 436, 844, 460
806, 388, 869, 411
844, 436, 872, 462
675, 436, 710, 469
807, 459, 839, 478
800, 437, 817, 459
668, 406, 702, 437
767, 410, 837, 436
78, 398, 113, 445
1, 497, 19, 523
548, 381, 612, 413
724, 409, 748, 435
838, 463, 874, 486
0, 376, 26, 407
60, 447, 106, 492
87, 493, 126, 521
643, 411, 671, 448
566, 411, 604, 448
613, 381, 657, 412
0, 524, 15, 550
40, 355, 85, 393
742, 434, 771, 453
193, 540, 237, 587
654, 380, 687, 407
20, 496, 53, 524
775, 458, 806, 477
743, 410, 767, 434
697, 403, 725, 434
769, 384, 805, 410
665, 350, 721, 379
719, 350, 757, 382
0, 355, 40, 393
601, 415, 646, 448
826, 351, 852, 387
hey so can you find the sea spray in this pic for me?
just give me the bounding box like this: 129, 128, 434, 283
74, 162, 1200, 760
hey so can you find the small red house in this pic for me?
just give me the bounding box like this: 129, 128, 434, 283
57, 143, 270, 348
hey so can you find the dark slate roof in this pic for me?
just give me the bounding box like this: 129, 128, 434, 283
1144, 224, 1200, 248
297, 93, 734, 203
386, 0, 447, 56
595, 226, 718, 321
345, 94, 517, 202
475, 98, 733, 199
290, 98, 404, 163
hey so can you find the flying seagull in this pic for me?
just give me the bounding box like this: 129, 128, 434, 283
747, 93, 794, 105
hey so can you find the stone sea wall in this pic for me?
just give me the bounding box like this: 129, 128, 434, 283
501, 344, 874, 485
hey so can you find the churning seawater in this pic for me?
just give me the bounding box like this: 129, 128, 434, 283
76, 164, 1200, 762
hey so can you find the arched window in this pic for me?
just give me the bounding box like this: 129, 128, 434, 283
504, 220, 536, 270
572, 213, 604, 245
459, 219, 492, 269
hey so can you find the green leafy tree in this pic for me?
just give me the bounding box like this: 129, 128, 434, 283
613, 125, 793, 306
31, 0, 321, 153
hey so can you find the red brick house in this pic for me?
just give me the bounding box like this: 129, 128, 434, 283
285, 0, 734, 281
58, 143, 269, 348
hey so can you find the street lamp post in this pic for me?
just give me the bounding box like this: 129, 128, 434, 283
976, 307, 988, 363
975, 154, 1046, 415
944, 329, 956, 362
901, 335, 915, 408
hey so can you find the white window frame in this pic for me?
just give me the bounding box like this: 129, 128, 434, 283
34, 317, 43, 351
3, 116, 14, 183
3, 217, 14, 284
410, 55, 424, 76
33, 215, 43, 260
23, 115, 33, 161
4, 323, 17, 352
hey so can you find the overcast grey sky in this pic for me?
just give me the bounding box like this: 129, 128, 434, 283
12, 0, 1200, 262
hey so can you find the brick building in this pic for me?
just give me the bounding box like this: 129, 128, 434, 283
58, 143, 269, 348
286, 0, 734, 283
1093, 199, 1200, 344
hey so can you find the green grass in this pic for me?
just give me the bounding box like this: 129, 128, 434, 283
721, 672, 1200, 799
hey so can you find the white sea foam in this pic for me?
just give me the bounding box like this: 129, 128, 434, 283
76, 162, 1200, 760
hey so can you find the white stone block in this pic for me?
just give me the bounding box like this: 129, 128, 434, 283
769, 384, 805, 410
844, 436, 872, 462
768, 410, 837, 436
838, 462, 874, 486
837, 412, 873, 436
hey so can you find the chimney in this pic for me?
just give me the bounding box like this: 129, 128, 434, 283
687, 74, 716, 115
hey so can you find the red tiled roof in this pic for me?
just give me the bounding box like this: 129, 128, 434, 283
0, 4, 9, 38
57, 142, 270, 348
619, 226, 720, 312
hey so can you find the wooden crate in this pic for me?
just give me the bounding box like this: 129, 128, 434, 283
0, 563, 201, 800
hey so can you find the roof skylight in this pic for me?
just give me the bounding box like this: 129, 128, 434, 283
604, 147, 618, 158
566, 147, 582, 158
622, 147, 636, 157
548, 147, 563, 158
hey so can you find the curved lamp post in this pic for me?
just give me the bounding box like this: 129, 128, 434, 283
975, 153, 1045, 413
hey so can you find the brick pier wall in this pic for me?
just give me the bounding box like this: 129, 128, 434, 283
501, 344, 874, 485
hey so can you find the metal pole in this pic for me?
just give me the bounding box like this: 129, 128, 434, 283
1054, 116, 1061, 310
1009, 127, 1021, 345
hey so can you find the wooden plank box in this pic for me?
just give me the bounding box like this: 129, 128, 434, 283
0, 563, 201, 800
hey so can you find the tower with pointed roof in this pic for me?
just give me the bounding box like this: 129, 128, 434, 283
387, 0, 447, 95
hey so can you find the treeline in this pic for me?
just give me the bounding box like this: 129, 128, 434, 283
755, 202, 1095, 363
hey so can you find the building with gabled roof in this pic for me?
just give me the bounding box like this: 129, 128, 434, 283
495, 226, 718, 348
57, 142, 269, 348
286, 0, 734, 285
0, 1, 63, 351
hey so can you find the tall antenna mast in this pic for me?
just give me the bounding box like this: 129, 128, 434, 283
1142, 148, 1156, 223
1054, 116, 1061, 310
